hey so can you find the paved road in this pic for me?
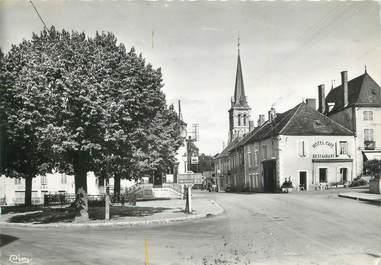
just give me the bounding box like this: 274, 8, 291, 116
1, 191, 380, 265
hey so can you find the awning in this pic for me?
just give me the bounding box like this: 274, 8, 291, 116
363, 151, 381, 161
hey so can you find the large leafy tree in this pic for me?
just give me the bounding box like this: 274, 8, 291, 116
2, 28, 183, 210
0, 41, 53, 206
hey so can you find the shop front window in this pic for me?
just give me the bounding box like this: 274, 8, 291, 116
319, 168, 327, 183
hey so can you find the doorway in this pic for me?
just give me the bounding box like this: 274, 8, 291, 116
319, 168, 327, 183
299, 171, 307, 190
262, 160, 276, 192
340, 168, 348, 182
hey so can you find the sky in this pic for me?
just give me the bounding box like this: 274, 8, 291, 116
1, 0, 381, 155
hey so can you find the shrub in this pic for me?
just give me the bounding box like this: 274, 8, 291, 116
349, 177, 368, 187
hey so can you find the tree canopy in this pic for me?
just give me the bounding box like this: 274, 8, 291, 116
1, 27, 184, 206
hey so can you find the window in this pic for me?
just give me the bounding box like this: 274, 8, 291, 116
339, 141, 348, 155
41, 175, 48, 185
238, 114, 241, 126
15, 178, 21, 185
61, 174, 67, 184
364, 129, 374, 141
262, 145, 267, 160
298, 140, 307, 157
254, 149, 258, 166
243, 114, 247, 126
363, 111, 373, 121
248, 152, 252, 167
319, 168, 327, 183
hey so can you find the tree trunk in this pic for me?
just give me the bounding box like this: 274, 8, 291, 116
73, 152, 88, 221
73, 152, 88, 194
24, 176, 33, 207
114, 174, 121, 198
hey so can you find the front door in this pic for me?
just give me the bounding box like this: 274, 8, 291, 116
299, 171, 307, 190
262, 160, 276, 192
340, 168, 348, 182
319, 168, 327, 183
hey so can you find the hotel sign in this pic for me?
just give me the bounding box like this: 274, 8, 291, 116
312, 141, 335, 149
312, 140, 335, 159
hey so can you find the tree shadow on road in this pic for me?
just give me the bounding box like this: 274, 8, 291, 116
0, 234, 19, 248
7, 206, 169, 224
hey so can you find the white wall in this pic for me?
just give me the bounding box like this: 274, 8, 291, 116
354, 107, 381, 176
278, 135, 355, 190
0, 172, 135, 206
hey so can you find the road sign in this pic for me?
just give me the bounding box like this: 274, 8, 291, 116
191, 156, 199, 164
177, 173, 203, 185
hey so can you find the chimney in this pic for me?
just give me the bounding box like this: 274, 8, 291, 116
305, 98, 316, 110
257, 114, 265, 127
318, 84, 326, 113
341, 71, 348, 107
268, 107, 276, 122
249, 120, 254, 131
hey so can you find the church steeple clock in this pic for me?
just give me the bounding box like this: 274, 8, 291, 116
228, 36, 251, 143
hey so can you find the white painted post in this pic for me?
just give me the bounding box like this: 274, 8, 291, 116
105, 178, 110, 221
188, 186, 192, 214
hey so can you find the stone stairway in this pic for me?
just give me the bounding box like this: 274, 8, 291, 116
152, 187, 182, 199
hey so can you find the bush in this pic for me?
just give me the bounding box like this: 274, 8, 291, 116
349, 177, 368, 187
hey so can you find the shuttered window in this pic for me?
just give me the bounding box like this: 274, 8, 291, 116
298, 140, 307, 157
364, 129, 374, 141
339, 141, 348, 155
363, 111, 373, 121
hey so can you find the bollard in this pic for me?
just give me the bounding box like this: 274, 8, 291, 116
188, 186, 192, 214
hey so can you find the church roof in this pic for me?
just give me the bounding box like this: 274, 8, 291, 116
325, 72, 381, 114
232, 54, 249, 108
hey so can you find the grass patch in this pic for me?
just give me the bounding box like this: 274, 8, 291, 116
7, 206, 169, 224
1, 206, 45, 214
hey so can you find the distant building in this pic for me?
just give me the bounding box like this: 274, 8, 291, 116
319, 70, 381, 176
0, 173, 134, 206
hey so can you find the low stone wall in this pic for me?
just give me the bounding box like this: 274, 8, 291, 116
369, 178, 381, 194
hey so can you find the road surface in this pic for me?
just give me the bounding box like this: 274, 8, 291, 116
1, 191, 380, 265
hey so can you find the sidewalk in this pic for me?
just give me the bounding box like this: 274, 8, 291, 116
0, 198, 224, 228
338, 191, 381, 203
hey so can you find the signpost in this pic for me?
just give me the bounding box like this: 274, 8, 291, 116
177, 173, 202, 214
191, 156, 199, 164
177, 173, 203, 185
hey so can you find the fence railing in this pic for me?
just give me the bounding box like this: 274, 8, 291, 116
43, 193, 132, 207
162, 183, 183, 195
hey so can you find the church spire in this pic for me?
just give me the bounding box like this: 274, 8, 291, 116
233, 34, 247, 107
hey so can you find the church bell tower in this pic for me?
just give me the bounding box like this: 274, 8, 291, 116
228, 36, 251, 143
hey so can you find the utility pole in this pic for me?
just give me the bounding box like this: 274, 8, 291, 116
186, 136, 192, 172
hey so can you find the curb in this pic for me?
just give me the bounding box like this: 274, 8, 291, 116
0, 200, 224, 229
338, 194, 381, 204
